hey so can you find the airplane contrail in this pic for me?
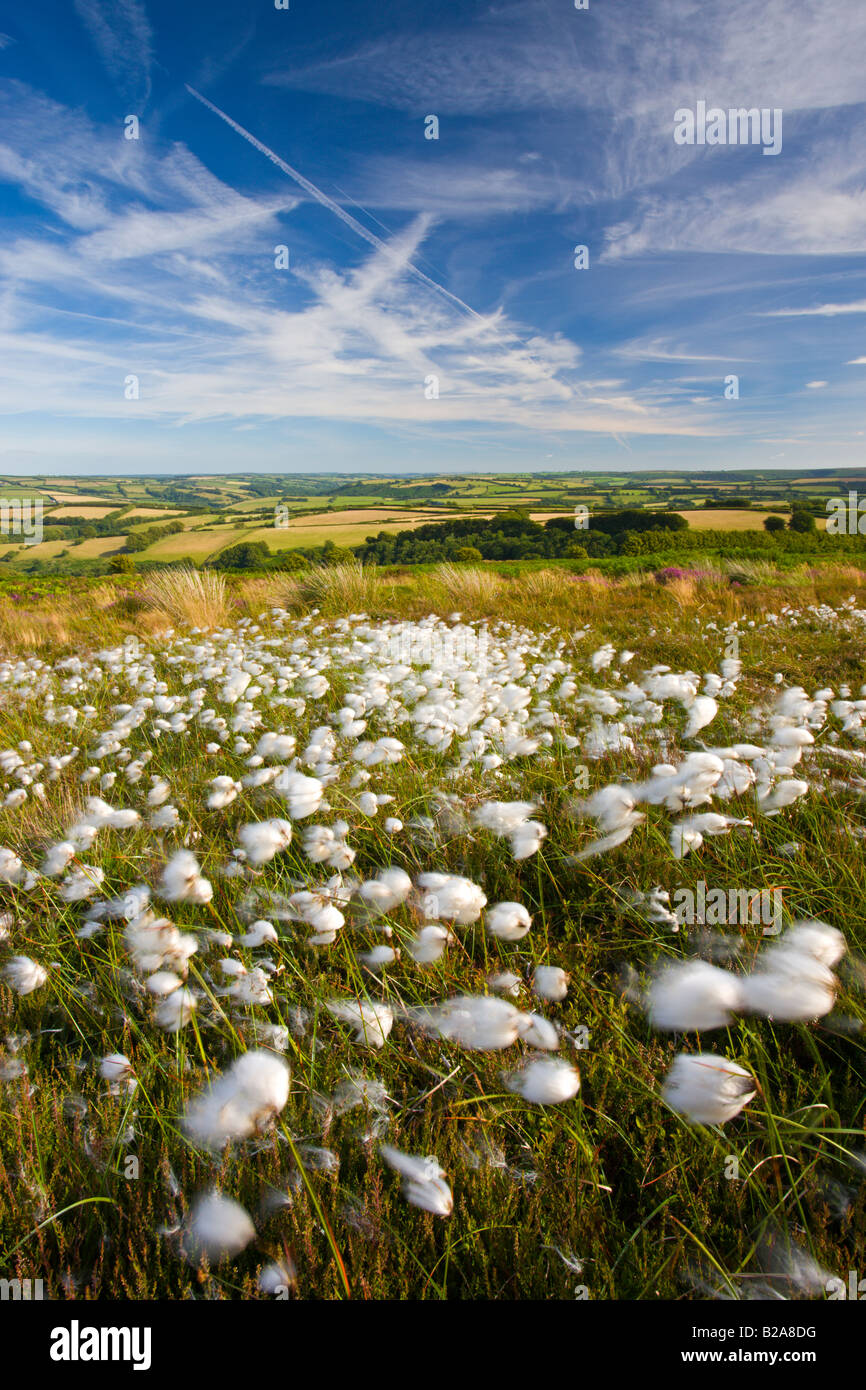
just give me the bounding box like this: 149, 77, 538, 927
185, 84, 482, 321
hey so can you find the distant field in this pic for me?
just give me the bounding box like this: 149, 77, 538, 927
47, 505, 120, 519
0, 534, 126, 560
121, 508, 184, 521
140, 527, 249, 560
280, 508, 448, 527
41, 490, 117, 504
139, 508, 457, 559
73, 534, 127, 557
676, 509, 827, 531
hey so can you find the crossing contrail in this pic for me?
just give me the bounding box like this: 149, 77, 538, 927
185, 84, 482, 321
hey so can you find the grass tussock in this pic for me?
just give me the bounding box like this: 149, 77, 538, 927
0, 605, 72, 652
239, 573, 306, 616
431, 563, 503, 613
722, 558, 790, 585
141, 566, 229, 630
295, 560, 385, 613
513, 568, 573, 606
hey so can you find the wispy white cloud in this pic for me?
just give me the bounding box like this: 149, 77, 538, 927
614, 338, 755, 364
602, 148, 866, 260
74, 0, 154, 105
0, 85, 710, 441
264, 0, 866, 117
761, 300, 866, 317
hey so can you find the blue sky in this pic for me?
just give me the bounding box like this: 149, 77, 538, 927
1, 0, 865, 476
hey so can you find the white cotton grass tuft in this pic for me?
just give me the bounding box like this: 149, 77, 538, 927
510, 820, 547, 860
99, 1052, 133, 1082
504, 1056, 580, 1105
206, 775, 241, 810
125, 912, 198, 975
646, 960, 745, 1031
286, 889, 346, 945
358, 867, 413, 916
1, 955, 48, 995
184, 1190, 256, 1263
472, 801, 547, 859
515, 1012, 560, 1050
683, 695, 718, 739
274, 771, 324, 819
756, 779, 809, 814
158, 850, 212, 904
145, 971, 183, 996
488, 970, 522, 997
147, 778, 171, 807
301, 823, 354, 869
485, 901, 532, 941
237, 820, 292, 867
416, 872, 487, 924
258, 1260, 296, 1295
0, 847, 26, 883
238, 919, 279, 948
661, 1053, 756, 1126
780, 920, 846, 968
359, 944, 398, 972
410, 994, 521, 1050
380, 1145, 453, 1217
532, 965, 569, 1002
642, 921, 846, 1030
225, 967, 274, 1006
406, 923, 454, 964
326, 999, 394, 1048
740, 923, 841, 1021
409, 994, 561, 1052
153, 987, 197, 1032
669, 813, 753, 858
60, 865, 104, 901
182, 1049, 290, 1150
41, 841, 77, 876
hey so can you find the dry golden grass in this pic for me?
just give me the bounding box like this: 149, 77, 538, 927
239, 573, 306, 615
675, 508, 824, 531
513, 568, 571, 605
89, 583, 121, 609
136, 608, 174, 635
662, 576, 699, 608
0, 606, 71, 652
140, 566, 229, 629
431, 563, 504, 613
808, 562, 865, 587
295, 560, 385, 613
0, 559, 863, 662
47, 505, 118, 519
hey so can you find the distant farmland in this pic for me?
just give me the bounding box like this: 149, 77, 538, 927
0, 470, 856, 571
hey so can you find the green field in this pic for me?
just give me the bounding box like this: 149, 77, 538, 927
0, 469, 859, 574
